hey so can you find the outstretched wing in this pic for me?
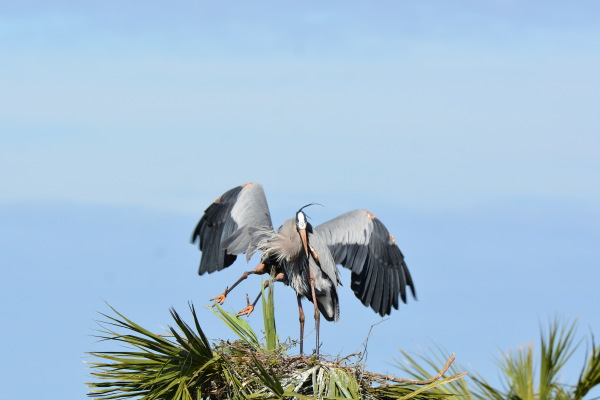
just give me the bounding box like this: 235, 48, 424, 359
315, 209, 415, 316
191, 183, 273, 275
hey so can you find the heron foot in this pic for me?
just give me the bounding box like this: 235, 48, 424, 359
210, 291, 227, 305
237, 294, 255, 316
237, 305, 254, 317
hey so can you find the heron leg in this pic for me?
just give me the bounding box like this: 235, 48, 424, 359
307, 269, 321, 355
297, 294, 305, 355
237, 272, 285, 316
210, 262, 268, 304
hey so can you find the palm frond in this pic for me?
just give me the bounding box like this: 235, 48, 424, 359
497, 342, 535, 400
87, 303, 218, 400
262, 274, 279, 352
539, 318, 578, 400
574, 335, 600, 400
282, 363, 362, 399
209, 303, 262, 350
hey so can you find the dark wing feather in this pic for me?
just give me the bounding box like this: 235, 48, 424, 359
191, 183, 273, 275
315, 209, 415, 316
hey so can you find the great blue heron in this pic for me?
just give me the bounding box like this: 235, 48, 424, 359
192, 182, 415, 354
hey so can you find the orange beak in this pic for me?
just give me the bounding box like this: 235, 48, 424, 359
299, 228, 309, 257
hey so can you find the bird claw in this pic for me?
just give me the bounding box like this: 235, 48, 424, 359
210, 293, 227, 305
238, 295, 254, 316
237, 305, 255, 317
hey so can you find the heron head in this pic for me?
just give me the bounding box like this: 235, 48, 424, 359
295, 203, 321, 230
295, 210, 308, 230
295, 210, 310, 257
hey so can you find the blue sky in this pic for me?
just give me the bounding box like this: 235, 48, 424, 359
1, 1, 600, 399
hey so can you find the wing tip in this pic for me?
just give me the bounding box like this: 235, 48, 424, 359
409, 284, 417, 300
389, 232, 397, 245
191, 219, 203, 245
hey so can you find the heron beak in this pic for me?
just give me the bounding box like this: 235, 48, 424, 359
299, 228, 309, 257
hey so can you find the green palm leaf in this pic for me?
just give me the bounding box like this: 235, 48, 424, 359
262, 275, 279, 352
209, 303, 262, 350
574, 335, 600, 400
539, 318, 578, 400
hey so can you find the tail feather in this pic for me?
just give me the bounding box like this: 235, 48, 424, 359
316, 290, 339, 322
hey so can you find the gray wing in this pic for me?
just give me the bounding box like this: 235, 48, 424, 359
308, 230, 341, 322
191, 182, 273, 275
315, 209, 415, 316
